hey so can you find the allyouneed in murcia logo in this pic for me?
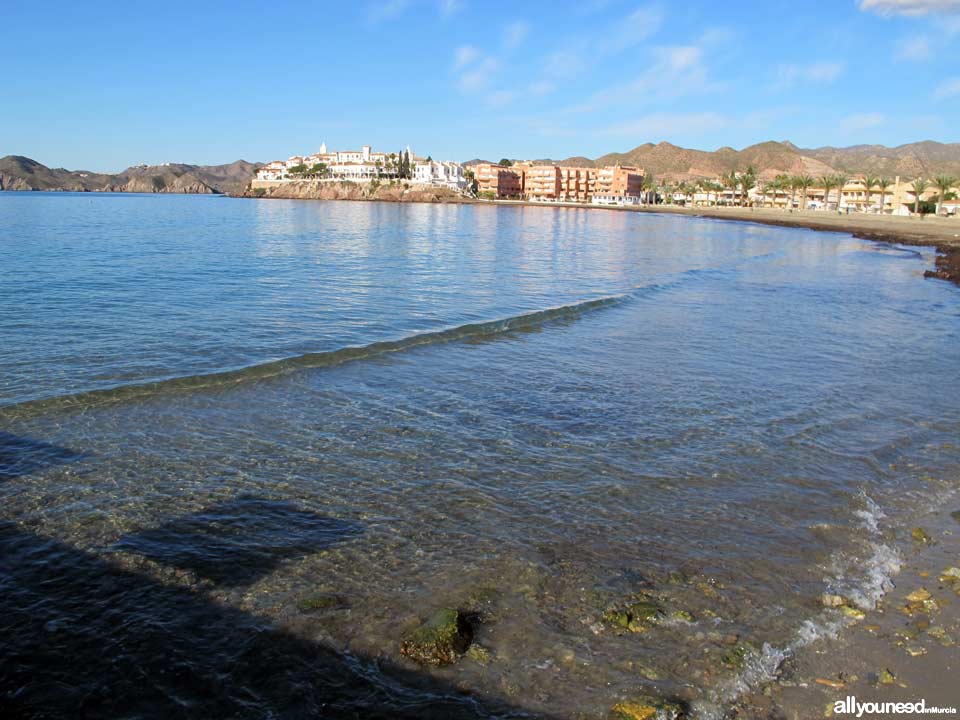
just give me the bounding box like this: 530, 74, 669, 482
834, 696, 958, 716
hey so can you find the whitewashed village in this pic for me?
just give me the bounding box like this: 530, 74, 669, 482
252, 142, 960, 216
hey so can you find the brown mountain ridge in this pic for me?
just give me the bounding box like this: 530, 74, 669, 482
470, 140, 960, 182
0, 156, 261, 195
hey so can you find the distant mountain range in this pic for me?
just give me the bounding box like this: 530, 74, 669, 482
0, 156, 261, 195
468, 140, 960, 181
6, 140, 960, 196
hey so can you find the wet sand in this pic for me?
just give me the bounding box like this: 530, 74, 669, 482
732, 504, 960, 719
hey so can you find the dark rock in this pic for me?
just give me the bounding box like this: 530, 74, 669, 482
399, 608, 473, 665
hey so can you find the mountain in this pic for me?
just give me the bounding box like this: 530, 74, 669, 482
475, 140, 960, 182
0, 156, 261, 194
801, 141, 960, 179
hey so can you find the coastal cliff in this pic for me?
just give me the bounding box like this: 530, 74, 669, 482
238, 181, 468, 203
0, 156, 259, 195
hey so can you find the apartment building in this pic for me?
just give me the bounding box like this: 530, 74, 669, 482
593, 165, 644, 205
413, 160, 468, 190
477, 162, 644, 203
473, 163, 523, 199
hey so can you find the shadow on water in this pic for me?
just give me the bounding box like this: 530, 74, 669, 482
109, 496, 363, 587
0, 521, 551, 719
0, 432, 84, 481
0, 432, 553, 719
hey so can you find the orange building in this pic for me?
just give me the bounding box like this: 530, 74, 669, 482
474, 161, 644, 203
595, 165, 643, 197
473, 163, 523, 199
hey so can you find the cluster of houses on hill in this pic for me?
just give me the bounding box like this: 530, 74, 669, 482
252, 144, 649, 206
252, 143, 959, 215
253, 144, 468, 191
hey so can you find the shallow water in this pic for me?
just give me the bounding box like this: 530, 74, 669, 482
1, 193, 959, 718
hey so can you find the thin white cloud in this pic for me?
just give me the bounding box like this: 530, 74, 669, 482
896, 35, 932, 59
452, 45, 480, 71
773, 61, 844, 90
438, 0, 463, 17
567, 43, 723, 115
503, 21, 529, 49
458, 57, 499, 93
859, 0, 960, 15
604, 111, 730, 138
366, 0, 408, 23
933, 77, 960, 99
608, 4, 664, 51
840, 113, 886, 131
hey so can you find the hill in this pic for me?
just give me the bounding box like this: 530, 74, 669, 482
0, 157, 261, 194
475, 140, 960, 182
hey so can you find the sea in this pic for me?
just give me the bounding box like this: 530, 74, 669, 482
1, 192, 958, 719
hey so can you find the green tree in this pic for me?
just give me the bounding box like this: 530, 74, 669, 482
498, 158, 513, 167
876, 177, 892, 214
287, 163, 307, 176
833, 174, 850, 211
819, 175, 835, 211
740, 166, 757, 207
912, 177, 929, 215
933, 174, 956, 216
794, 174, 814, 210
722, 171, 738, 205
762, 177, 778, 208
861, 175, 878, 211
308, 163, 328, 177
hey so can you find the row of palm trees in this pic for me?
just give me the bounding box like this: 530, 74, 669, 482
663, 169, 958, 216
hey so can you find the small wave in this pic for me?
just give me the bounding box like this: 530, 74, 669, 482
0, 293, 634, 418
698, 492, 901, 719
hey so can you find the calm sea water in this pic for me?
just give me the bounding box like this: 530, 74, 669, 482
1, 193, 959, 719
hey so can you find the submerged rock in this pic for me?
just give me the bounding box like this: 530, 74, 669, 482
821, 593, 847, 608
296, 593, 347, 612
466, 644, 491, 664
911, 527, 932, 544
610, 695, 686, 720
399, 608, 473, 665
720, 644, 749, 670
602, 599, 664, 633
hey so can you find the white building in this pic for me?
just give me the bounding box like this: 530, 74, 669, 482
254, 143, 467, 191
413, 160, 467, 190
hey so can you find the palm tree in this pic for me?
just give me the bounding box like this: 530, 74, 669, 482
761, 178, 774, 207
721, 171, 738, 206
860, 175, 878, 211
740, 166, 757, 207
933, 175, 956, 216
912, 177, 929, 215
643, 173, 657, 204
774, 174, 791, 209
876, 177, 892, 214
795, 174, 814, 210
833, 173, 850, 211
819, 175, 835, 211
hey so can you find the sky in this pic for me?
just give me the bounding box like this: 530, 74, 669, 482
3, 0, 960, 171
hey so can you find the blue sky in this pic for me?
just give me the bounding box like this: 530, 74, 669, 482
3, 0, 959, 171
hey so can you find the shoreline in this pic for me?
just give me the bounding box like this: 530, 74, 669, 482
735, 501, 960, 719
237, 190, 960, 286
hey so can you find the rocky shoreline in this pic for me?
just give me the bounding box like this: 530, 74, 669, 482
235, 180, 469, 204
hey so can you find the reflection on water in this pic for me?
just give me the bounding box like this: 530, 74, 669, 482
1, 194, 959, 718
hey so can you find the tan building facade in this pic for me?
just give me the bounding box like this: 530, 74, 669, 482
473, 163, 523, 199
473, 162, 644, 202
